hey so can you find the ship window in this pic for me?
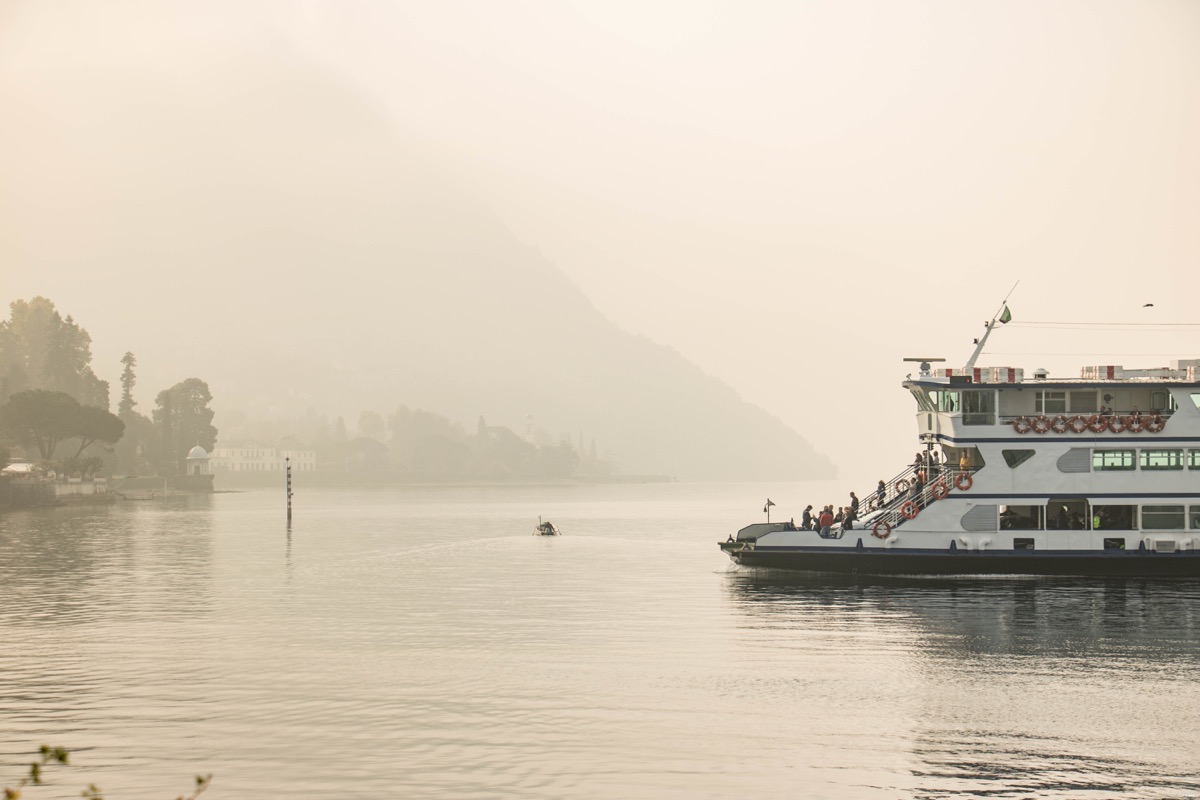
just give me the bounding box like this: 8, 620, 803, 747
1000, 504, 1042, 530
1013, 537, 1035, 551
1093, 450, 1135, 471
911, 388, 935, 412
1036, 391, 1067, 414
1046, 498, 1088, 530
937, 390, 960, 413
1139, 449, 1183, 470
1191, 506, 1200, 530
1188, 450, 1200, 469
1103, 537, 1126, 550
961, 390, 996, 425
1093, 504, 1137, 530
1142, 505, 1185, 530
1002, 449, 1035, 468
1069, 391, 1098, 413
1150, 391, 1173, 413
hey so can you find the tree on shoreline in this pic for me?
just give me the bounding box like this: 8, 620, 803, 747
0, 297, 109, 407
153, 379, 217, 474
0, 389, 124, 462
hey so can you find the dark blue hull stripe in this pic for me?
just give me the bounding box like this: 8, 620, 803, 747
728, 548, 1200, 577
933, 435, 1200, 444
899, 492, 1200, 500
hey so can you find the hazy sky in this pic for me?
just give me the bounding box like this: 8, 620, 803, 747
3, 0, 1199, 487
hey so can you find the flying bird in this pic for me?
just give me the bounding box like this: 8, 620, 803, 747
1143, 303, 1154, 307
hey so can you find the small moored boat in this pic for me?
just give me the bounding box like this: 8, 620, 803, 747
534, 517, 561, 536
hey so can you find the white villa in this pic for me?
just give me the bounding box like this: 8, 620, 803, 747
208, 445, 317, 473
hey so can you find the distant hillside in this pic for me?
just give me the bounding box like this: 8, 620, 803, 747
0, 36, 833, 480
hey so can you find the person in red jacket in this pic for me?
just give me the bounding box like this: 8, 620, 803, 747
818, 506, 834, 535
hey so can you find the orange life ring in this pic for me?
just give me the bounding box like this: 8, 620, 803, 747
1127, 415, 1146, 433
931, 480, 949, 500
1088, 415, 1108, 434
1146, 414, 1166, 433
872, 519, 892, 539
954, 472, 973, 491
894, 478, 910, 494
901, 501, 919, 520
1108, 415, 1127, 433
1068, 415, 1089, 434
1050, 415, 1069, 433
1032, 415, 1051, 434
1012, 416, 1033, 434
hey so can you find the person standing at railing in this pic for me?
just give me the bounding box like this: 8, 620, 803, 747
818, 506, 833, 536
801, 504, 814, 530
875, 480, 886, 508
849, 492, 860, 518
959, 449, 971, 471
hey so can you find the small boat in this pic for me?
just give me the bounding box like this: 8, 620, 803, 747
534, 517, 561, 536
720, 302, 1200, 577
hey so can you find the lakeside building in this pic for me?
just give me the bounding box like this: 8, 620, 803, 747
209, 445, 317, 473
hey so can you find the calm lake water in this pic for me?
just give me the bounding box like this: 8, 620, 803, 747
2, 482, 1199, 799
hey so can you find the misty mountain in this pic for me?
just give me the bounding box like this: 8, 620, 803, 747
1, 37, 833, 479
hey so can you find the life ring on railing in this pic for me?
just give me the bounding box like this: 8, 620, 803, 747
894, 478, 910, 494
901, 501, 919, 520
1049, 415, 1069, 433
872, 519, 892, 539
1108, 415, 1127, 433
1127, 415, 1146, 433
1012, 416, 1033, 434
954, 472, 973, 491
1146, 413, 1166, 433
931, 480, 949, 500
1032, 415, 1051, 434
1088, 415, 1108, 434
1068, 415, 1089, 434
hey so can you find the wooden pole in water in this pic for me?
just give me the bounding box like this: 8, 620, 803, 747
286, 457, 293, 523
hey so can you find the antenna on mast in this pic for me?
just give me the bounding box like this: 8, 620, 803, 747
963, 281, 1019, 371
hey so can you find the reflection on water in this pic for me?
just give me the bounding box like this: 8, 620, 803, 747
1, 486, 1198, 799
725, 571, 1200, 799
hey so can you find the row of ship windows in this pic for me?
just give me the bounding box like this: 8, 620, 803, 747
999, 503, 1200, 531
1002, 448, 1200, 470
1092, 449, 1200, 471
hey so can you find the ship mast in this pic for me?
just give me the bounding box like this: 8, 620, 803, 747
963, 282, 1019, 372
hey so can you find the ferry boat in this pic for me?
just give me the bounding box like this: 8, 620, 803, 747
721, 307, 1200, 577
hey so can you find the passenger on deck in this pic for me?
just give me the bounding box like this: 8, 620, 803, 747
801, 505, 813, 530
818, 507, 833, 536
849, 492, 860, 517
959, 450, 971, 471
876, 480, 886, 507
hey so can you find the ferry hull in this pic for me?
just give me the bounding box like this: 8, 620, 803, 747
726, 547, 1200, 578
